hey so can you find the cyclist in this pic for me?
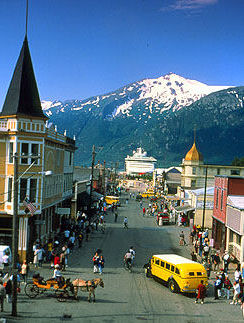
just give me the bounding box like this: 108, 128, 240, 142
124, 251, 132, 271
123, 217, 128, 229
129, 246, 136, 264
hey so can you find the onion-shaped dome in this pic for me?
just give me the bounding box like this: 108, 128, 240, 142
185, 142, 203, 162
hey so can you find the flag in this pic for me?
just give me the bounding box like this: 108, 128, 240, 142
23, 197, 36, 216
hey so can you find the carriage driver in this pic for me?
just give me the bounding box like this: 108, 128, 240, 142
53, 264, 64, 288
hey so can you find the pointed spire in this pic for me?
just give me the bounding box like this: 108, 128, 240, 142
1, 37, 46, 119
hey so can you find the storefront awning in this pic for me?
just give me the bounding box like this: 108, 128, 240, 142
175, 205, 195, 213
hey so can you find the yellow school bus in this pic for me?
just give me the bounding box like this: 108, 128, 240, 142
140, 190, 155, 198
144, 254, 208, 293
105, 196, 120, 206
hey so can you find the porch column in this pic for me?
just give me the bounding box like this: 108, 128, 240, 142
226, 227, 230, 251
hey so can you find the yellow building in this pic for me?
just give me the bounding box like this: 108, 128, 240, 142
181, 140, 244, 190
0, 37, 76, 261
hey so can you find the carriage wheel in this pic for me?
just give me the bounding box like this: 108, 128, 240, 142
25, 283, 39, 298
57, 290, 69, 302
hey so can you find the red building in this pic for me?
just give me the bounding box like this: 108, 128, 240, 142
212, 176, 244, 250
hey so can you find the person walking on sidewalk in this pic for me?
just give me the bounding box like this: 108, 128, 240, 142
179, 231, 186, 246
123, 217, 128, 229
93, 252, 99, 273
97, 255, 105, 275
230, 281, 240, 304
114, 211, 118, 222
195, 280, 206, 304
21, 260, 29, 283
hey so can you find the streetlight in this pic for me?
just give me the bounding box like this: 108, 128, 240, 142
11, 153, 52, 316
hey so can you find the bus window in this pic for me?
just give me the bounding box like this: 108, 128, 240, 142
197, 272, 203, 276
161, 261, 165, 267
166, 263, 170, 270
155, 259, 160, 265
189, 272, 195, 276
171, 265, 175, 272
175, 268, 180, 275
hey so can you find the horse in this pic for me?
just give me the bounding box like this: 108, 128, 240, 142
72, 278, 104, 302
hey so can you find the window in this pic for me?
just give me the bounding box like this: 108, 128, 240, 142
69, 152, 72, 165
175, 268, 180, 275
165, 263, 170, 270
191, 180, 196, 188
216, 189, 219, 209
20, 179, 28, 202
160, 261, 165, 267
9, 142, 13, 163
189, 272, 195, 276
155, 260, 160, 265
192, 167, 196, 175
229, 230, 233, 242
171, 265, 175, 272
217, 168, 220, 175
237, 234, 241, 245
197, 272, 203, 276
231, 169, 240, 176
31, 144, 39, 164
29, 179, 37, 202
21, 143, 29, 164
7, 178, 12, 202
220, 190, 224, 211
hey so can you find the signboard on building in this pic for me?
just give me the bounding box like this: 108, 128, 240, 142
196, 201, 214, 209
56, 208, 71, 215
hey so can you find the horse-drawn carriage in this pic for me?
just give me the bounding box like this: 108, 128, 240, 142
25, 274, 104, 302
25, 274, 74, 302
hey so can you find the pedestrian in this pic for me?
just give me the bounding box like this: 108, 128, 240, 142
224, 275, 232, 300
47, 239, 53, 262
60, 248, 66, 271
123, 217, 128, 229
195, 280, 206, 304
114, 211, 118, 222
203, 243, 210, 260
214, 276, 222, 299
86, 225, 91, 241
20, 260, 29, 283
234, 266, 241, 282
98, 255, 105, 275
205, 258, 212, 278
230, 281, 240, 304
5, 278, 12, 303
179, 231, 186, 246
38, 245, 45, 267
78, 232, 84, 248
33, 246, 40, 268
95, 218, 99, 230
69, 233, 75, 252
0, 280, 5, 312
54, 254, 60, 267
223, 250, 230, 273
93, 252, 99, 273
143, 207, 146, 216
64, 228, 70, 242
213, 252, 220, 272
2, 252, 10, 270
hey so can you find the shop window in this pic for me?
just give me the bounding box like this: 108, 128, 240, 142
231, 169, 240, 176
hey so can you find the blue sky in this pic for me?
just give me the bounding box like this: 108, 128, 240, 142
0, 0, 244, 108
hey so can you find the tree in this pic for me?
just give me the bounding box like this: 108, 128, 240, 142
231, 157, 244, 166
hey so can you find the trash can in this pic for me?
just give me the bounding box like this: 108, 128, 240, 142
159, 217, 163, 226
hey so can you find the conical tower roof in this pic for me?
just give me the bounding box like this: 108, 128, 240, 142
185, 141, 203, 162
0, 36, 46, 119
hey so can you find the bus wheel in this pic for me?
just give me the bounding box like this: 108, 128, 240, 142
168, 280, 177, 293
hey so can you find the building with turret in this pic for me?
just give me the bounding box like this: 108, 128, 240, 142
0, 36, 76, 261
181, 140, 244, 190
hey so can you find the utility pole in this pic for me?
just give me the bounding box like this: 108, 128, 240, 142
12, 153, 19, 316
202, 166, 208, 229
90, 145, 96, 208
103, 161, 106, 195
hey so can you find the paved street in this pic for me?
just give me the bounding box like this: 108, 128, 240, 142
1, 193, 244, 322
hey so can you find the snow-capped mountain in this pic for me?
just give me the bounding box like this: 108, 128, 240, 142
42, 73, 231, 121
